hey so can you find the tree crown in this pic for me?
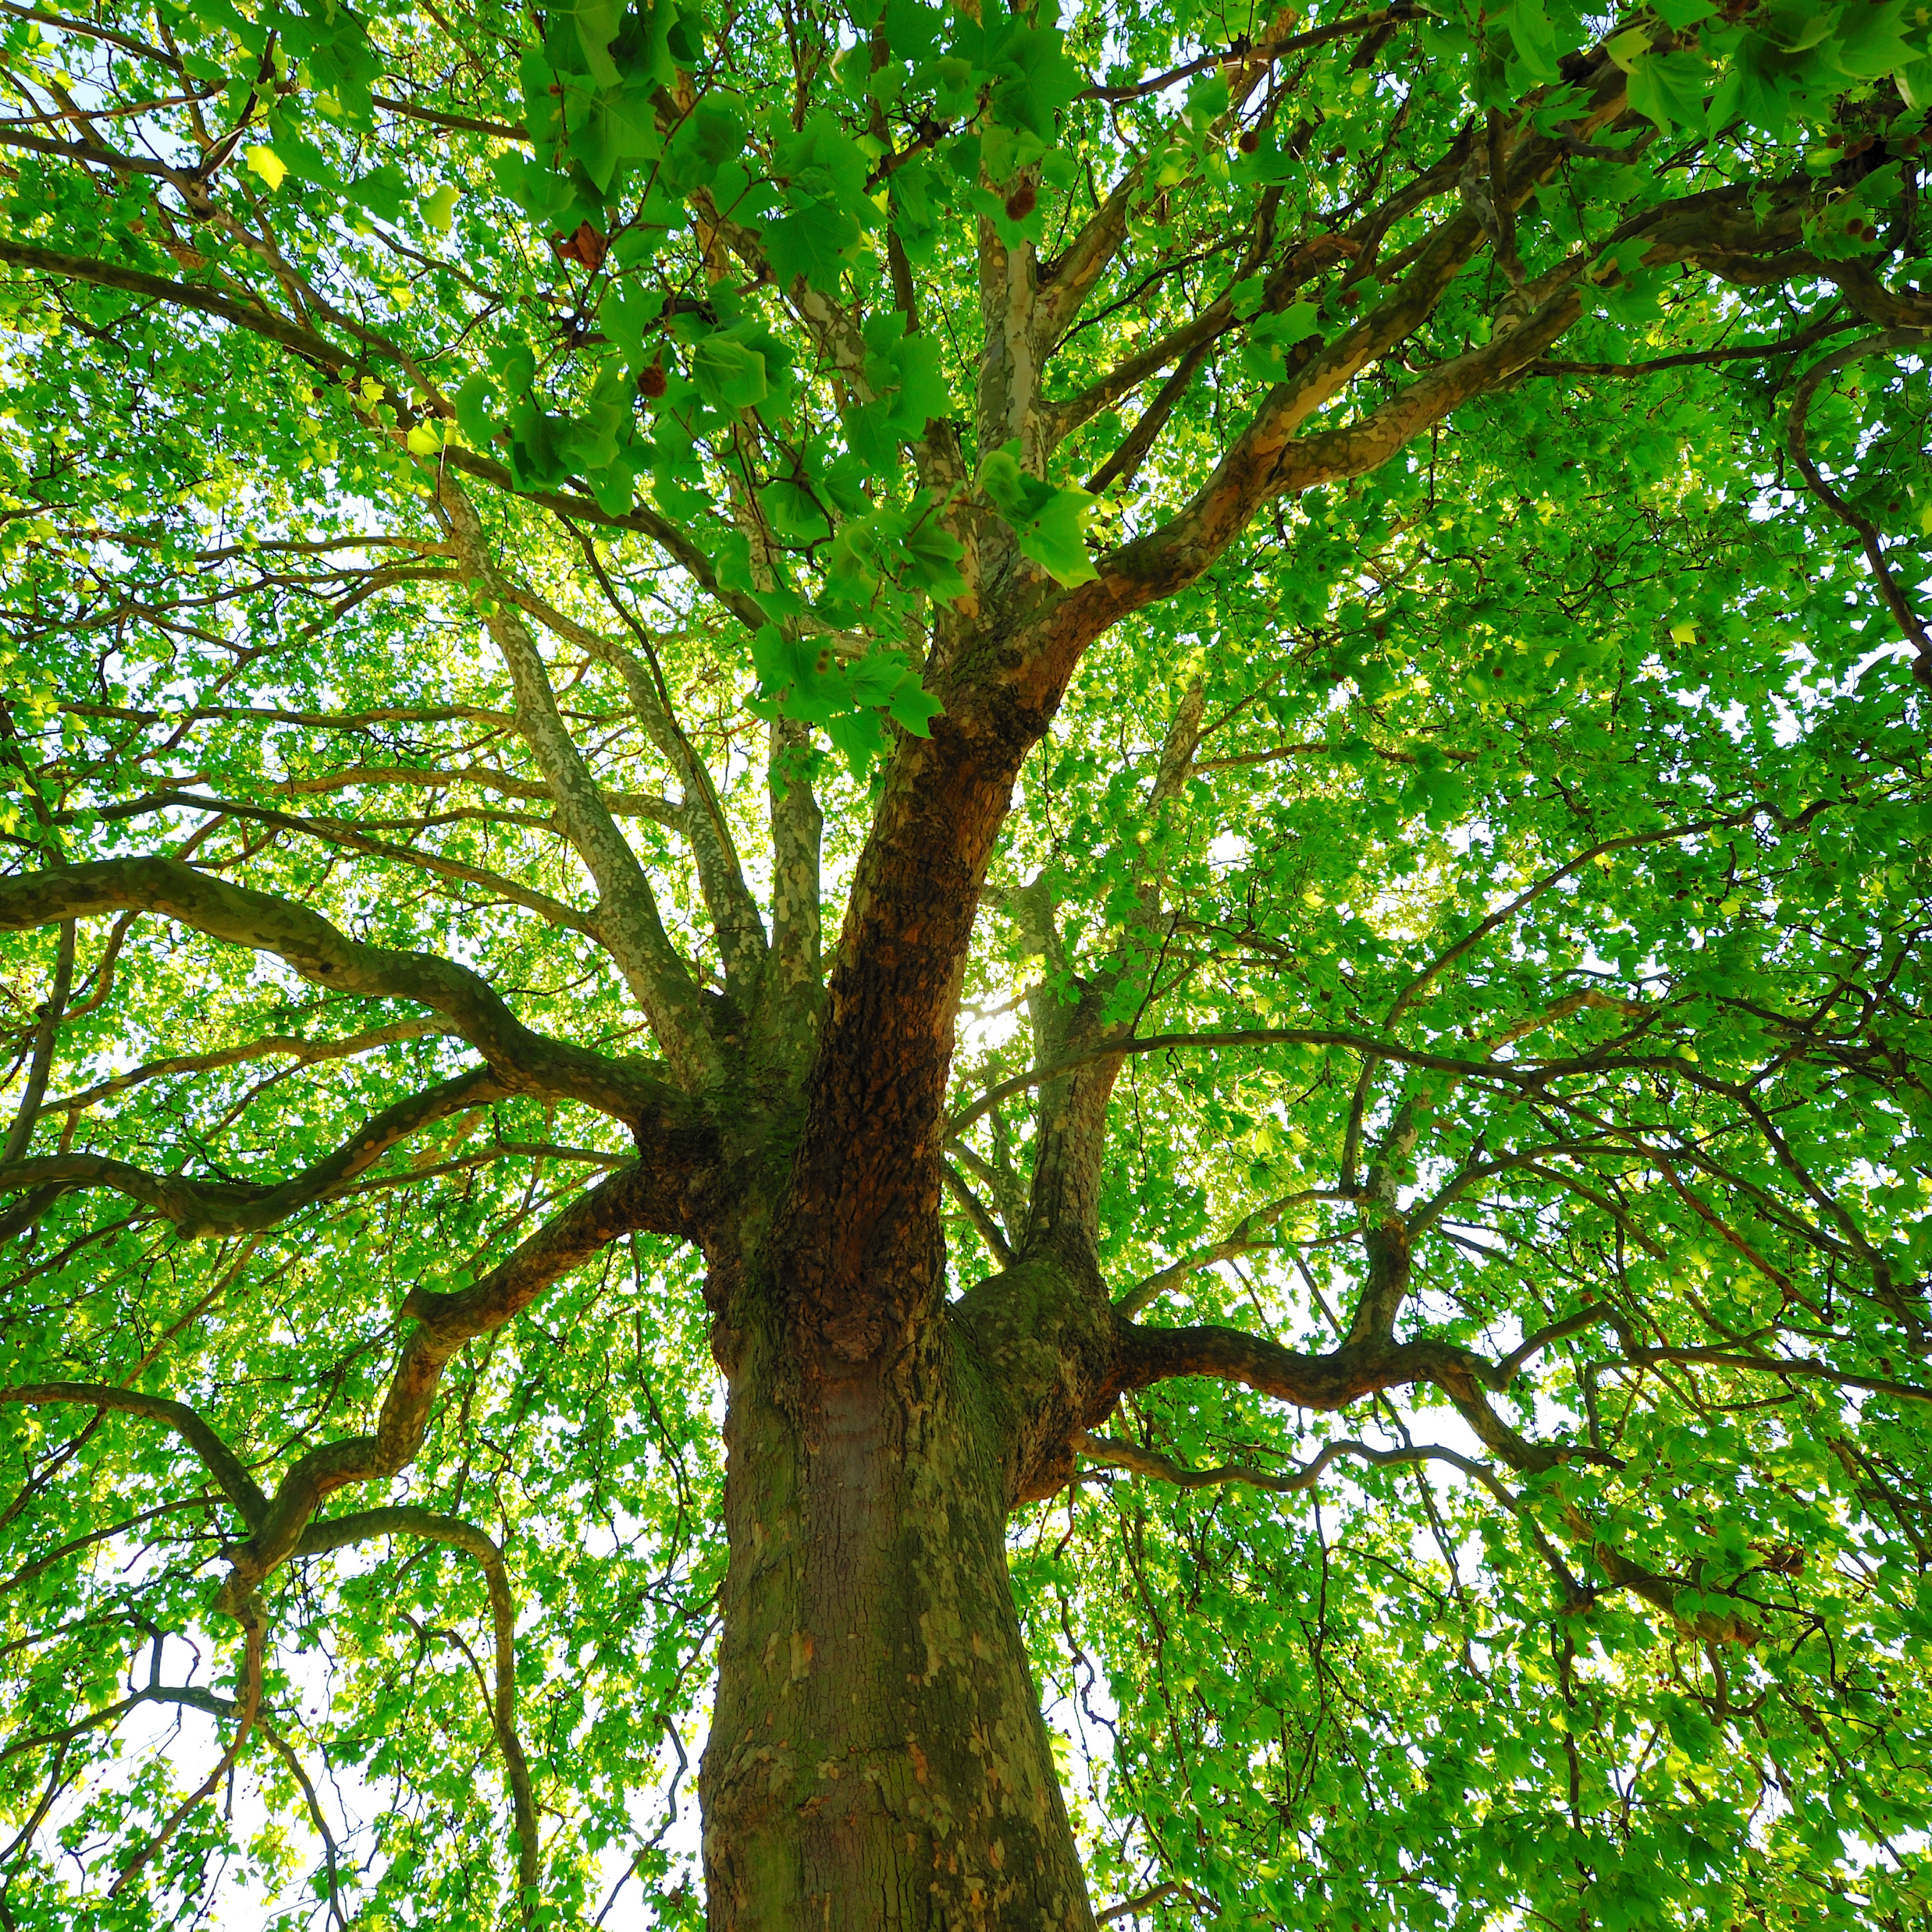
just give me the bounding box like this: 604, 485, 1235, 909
0, 0, 1929, 1924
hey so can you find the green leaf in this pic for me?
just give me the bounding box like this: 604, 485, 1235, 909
599, 283, 666, 369
662, 94, 748, 196
1761, 0, 1842, 54
770, 110, 872, 210
244, 144, 289, 190
690, 334, 769, 409
521, 45, 563, 143
665, 5, 703, 64
758, 478, 830, 544
1830, 0, 1918, 78
1606, 26, 1653, 69
610, 0, 681, 82
843, 649, 911, 706
1184, 73, 1230, 131
1239, 301, 1323, 382
899, 511, 967, 603
505, 397, 580, 487
978, 15, 1083, 144
566, 0, 626, 87
263, 124, 339, 191
566, 81, 660, 193
862, 315, 953, 435
453, 370, 498, 448
1626, 48, 1713, 129
1498, 0, 1562, 83
825, 705, 887, 775
1258, 301, 1322, 349
491, 152, 572, 222
885, 670, 944, 735
887, 150, 944, 262
764, 202, 863, 293
978, 447, 1100, 587
351, 161, 409, 222
883, 0, 947, 64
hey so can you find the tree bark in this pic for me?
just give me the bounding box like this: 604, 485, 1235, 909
701, 1261, 1098, 1930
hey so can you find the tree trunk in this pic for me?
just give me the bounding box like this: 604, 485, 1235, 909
693, 654, 1125, 1925
700, 1261, 1097, 1930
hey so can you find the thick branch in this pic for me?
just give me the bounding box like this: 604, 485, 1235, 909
46, 1017, 462, 1118
0, 1680, 238, 1764
1077, 5, 1425, 102
1117, 1318, 1608, 1480
1115, 1187, 1352, 1316
1075, 1427, 1482, 1494
1531, 314, 1852, 379
1785, 327, 1932, 685
0, 238, 390, 370
1034, 165, 1139, 349
1013, 681, 1208, 1266
0, 856, 685, 1126
80, 789, 598, 933
1614, 1346, 1932, 1408
443, 445, 773, 634
949, 1025, 1577, 1137
220, 1156, 705, 1605
1048, 71, 1868, 634
0, 1382, 268, 1528
942, 1158, 1015, 1266
437, 477, 714, 1080
1, 916, 73, 1163
0, 1064, 510, 1235
112, 1593, 267, 1892
767, 714, 823, 1014
265, 761, 679, 827
513, 556, 768, 992
1117, 1321, 1479, 1412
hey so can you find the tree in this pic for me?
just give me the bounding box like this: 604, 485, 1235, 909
0, 0, 1929, 1923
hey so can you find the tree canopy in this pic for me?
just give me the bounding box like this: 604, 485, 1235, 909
0, 0, 1929, 1926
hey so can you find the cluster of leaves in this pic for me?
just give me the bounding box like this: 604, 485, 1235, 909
6, 0, 1923, 724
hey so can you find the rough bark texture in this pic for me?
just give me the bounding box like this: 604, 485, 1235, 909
701, 1287, 1097, 1930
